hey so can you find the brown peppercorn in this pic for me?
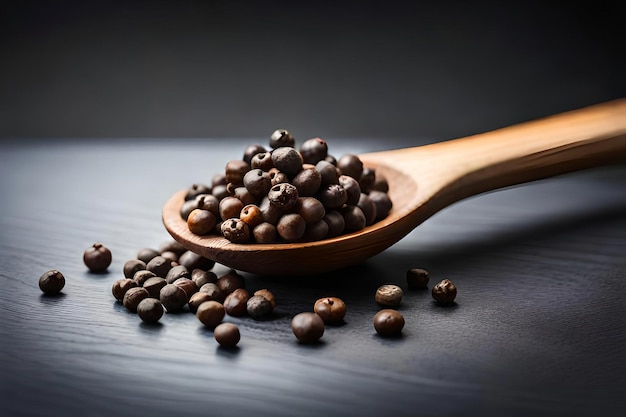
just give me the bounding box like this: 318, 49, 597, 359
223, 288, 250, 316
406, 268, 430, 290
246, 295, 273, 320
83, 243, 112, 273
123, 287, 150, 313
199, 283, 225, 303
217, 270, 245, 295
142, 276, 167, 299
159, 283, 188, 312
196, 300, 225, 328
214, 322, 241, 348
314, 297, 347, 324
39, 269, 65, 295
187, 209, 217, 236
173, 277, 197, 300
112, 278, 137, 302
253, 289, 276, 309
432, 279, 457, 305
178, 250, 215, 271
165, 265, 190, 284
191, 269, 218, 289
291, 312, 324, 344
373, 309, 405, 337
375, 284, 403, 307
123, 259, 146, 279
221, 218, 251, 243
136, 298, 164, 324
133, 270, 156, 286
136, 247, 160, 264
146, 255, 172, 278
188, 292, 213, 313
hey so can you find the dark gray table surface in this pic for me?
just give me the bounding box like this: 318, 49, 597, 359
1, 137, 625, 417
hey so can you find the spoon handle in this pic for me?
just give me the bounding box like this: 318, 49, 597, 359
368, 99, 626, 211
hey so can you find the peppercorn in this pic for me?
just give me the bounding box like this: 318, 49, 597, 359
269, 129, 295, 149
38, 269, 65, 295
188, 292, 213, 313
159, 283, 188, 312
221, 218, 251, 243
300, 137, 328, 165
375, 284, 403, 307
112, 278, 137, 302
178, 250, 215, 271
123, 287, 150, 313
373, 309, 404, 337
196, 300, 225, 328
165, 265, 190, 284
432, 279, 457, 305
291, 312, 324, 344
314, 297, 347, 324
253, 289, 276, 309
83, 243, 112, 273
133, 270, 156, 286
246, 295, 273, 320
142, 276, 167, 299
223, 288, 250, 316
136, 298, 164, 323
123, 259, 146, 279
214, 322, 241, 348
271, 147, 303, 177
406, 268, 430, 290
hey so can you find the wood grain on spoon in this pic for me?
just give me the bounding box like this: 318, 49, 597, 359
163, 99, 626, 275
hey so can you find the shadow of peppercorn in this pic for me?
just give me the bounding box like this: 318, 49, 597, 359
139, 322, 164, 332
216, 345, 241, 357
39, 292, 67, 302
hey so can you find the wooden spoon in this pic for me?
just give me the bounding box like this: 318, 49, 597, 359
163, 99, 626, 275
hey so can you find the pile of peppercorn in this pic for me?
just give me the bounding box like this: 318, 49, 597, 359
180, 129, 393, 243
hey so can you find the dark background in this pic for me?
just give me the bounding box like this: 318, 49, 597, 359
1, 0, 625, 142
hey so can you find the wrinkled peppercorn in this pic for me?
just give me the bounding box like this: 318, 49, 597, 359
221, 218, 251, 243
112, 278, 137, 301
246, 295, 273, 320
407, 268, 430, 290
123, 287, 150, 313
432, 279, 457, 305
375, 284, 403, 307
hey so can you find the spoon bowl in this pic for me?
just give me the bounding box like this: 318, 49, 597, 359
163, 99, 626, 275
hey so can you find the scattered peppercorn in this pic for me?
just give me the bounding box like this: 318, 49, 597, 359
432, 279, 457, 305
83, 243, 112, 273
406, 268, 429, 290
136, 298, 164, 324
291, 312, 325, 344
314, 297, 347, 324
373, 309, 404, 337
375, 284, 403, 308
38, 269, 65, 295
214, 322, 241, 348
